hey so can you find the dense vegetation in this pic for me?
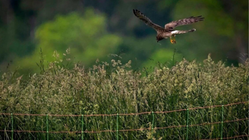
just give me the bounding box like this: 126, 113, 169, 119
1, 53, 248, 139
0, 1, 248, 73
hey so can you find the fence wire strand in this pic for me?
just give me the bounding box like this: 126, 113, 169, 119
200, 135, 249, 140
0, 101, 247, 117
0, 101, 248, 139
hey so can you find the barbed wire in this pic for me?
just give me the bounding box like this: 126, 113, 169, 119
0, 101, 247, 117
199, 134, 249, 140
0, 117, 248, 134
154, 117, 248, 130
0, 101, 248, 139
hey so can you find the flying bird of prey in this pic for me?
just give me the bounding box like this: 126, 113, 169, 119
133, 9, 204, 44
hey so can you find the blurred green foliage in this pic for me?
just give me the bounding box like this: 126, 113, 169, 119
173, 0, 247, 64
0, 55, 248, 139
12, 9, 121, 73
141, 48, 182, 69
0, 0, 247, 73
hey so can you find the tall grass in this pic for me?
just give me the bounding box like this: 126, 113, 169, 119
0, 52, 248, 139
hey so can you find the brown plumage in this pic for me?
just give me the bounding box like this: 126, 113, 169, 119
133, 9, 204, 43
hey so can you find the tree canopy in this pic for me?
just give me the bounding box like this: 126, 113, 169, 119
12, 9, 121, 73
0, 0, 247, 73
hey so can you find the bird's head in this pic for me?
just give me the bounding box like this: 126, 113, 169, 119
156, 36, 164, 42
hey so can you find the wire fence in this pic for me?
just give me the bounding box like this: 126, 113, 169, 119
1, 101, 248, 140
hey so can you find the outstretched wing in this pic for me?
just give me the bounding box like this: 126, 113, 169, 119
165, 16, 204, 31
133, 9, 164, 32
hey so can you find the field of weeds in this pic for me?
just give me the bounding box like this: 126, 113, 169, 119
0, 54, 248, 139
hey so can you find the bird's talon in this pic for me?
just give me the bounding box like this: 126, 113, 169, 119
170, 36, 176, 44
170, 39, 176, 44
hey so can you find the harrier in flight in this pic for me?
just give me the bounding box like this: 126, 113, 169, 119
133, 9, 204, 44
